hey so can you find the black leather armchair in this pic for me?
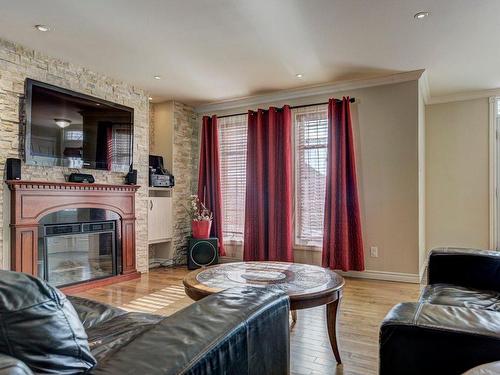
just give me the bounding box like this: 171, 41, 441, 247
0, 287, 290, 375
380, 247, 500, 375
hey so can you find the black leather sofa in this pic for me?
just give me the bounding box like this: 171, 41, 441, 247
0, 286, 290, 375
380, 247, 500, 375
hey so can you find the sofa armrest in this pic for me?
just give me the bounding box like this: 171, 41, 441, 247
380, 302, 500, 375
428, 247, 500, 291
0, 354, 33, 375
92, 287, 290, 375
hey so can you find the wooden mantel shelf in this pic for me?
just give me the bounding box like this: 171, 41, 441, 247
7, 180, 140, 293
6, 180, 140, 192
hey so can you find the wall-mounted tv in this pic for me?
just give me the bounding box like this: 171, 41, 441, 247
25, 79, 134, 172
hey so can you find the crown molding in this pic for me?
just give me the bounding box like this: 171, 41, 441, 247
428, 88, 500, 105
195, 69, 425, 114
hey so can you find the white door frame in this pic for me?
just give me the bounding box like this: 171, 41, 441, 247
489, 96, 499, 249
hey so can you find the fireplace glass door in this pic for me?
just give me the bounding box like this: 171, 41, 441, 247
41, 221, 116, 287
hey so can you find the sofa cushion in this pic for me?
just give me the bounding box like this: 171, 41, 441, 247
421, 284, 500, 311
0, 270, 97, 374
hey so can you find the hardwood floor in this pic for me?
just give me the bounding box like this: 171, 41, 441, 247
74, 266, 420, 375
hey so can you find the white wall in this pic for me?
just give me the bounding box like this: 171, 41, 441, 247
150, 101, 174, 171
425, 98, 490, 251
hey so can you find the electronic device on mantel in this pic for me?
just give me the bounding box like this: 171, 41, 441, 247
149, 155, 175, 188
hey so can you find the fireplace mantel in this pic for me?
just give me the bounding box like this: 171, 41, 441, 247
7, 180, 140, 293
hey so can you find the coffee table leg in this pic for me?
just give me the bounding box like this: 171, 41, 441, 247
291, 310, 297, 323
326, 298, 342, 364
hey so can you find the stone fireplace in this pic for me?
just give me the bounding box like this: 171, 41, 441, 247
7, 180, 140, 293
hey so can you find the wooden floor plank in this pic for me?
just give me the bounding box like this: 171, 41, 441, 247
75, 266, 420, 374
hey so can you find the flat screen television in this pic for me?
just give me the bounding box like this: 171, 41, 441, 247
25, 79, 134, 172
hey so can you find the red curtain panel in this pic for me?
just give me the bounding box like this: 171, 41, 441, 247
243, 106, 293, 262
322, 97, 365, 271
197, 115, 226, 256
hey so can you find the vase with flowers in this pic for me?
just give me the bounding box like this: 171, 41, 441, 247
185, 195, 213, 239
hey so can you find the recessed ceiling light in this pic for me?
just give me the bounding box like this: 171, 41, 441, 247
414, 11, 430, 19
296, 73, 303, 78
34, 24, 50, 32
154, 75, 161, 80
148, 97, 153, 101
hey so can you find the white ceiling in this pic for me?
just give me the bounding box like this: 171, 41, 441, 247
0, 0, 499, 105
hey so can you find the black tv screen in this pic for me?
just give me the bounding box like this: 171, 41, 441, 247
25, 79, 133, 172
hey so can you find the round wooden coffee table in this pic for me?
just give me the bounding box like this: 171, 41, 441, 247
183, 261, 345, 363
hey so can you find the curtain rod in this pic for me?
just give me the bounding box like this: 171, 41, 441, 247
216, 98, 355, 119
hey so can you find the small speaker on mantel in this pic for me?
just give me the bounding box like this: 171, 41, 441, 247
126, 169, 137, 185
6, 158, 21, 181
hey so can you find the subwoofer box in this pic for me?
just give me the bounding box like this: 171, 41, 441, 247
188, 237, 219, 270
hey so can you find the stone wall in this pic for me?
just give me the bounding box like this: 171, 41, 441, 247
0, 38, 150, 272
191, 115, 200, 194
172, 102, 198, 264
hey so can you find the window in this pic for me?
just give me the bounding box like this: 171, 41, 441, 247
111, 125, 132, 170
218, 115, 248, 242
64, 130, 83, 141
216, 107, 329, 248
293, 105, 328, 247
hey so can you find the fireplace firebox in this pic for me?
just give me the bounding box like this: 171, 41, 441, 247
38, 208, 121, 287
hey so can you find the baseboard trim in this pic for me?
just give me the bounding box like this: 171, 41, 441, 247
337, 269, 420, 284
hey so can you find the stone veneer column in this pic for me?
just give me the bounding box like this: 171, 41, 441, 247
0, 38, 149, 272
172, 102, 198, 264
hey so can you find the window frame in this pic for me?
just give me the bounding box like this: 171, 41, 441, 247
292, 105, 329, 252
218, 114, 248, 244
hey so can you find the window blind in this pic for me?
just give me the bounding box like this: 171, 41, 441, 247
293, 105, 328, 247
112, 125, 131, 168
218, 114, 248, 242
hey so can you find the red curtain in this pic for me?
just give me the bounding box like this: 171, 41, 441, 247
243, 106, 293, 262
322, 97, 364, 271
198, 115, 226, 256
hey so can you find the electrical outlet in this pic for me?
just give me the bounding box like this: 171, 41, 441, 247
370, 246, 379, 258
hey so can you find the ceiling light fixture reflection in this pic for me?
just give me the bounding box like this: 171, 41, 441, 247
54, 118, 72, 128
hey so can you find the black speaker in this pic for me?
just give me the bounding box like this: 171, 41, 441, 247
68, 173, 95, 183
6, 158, 21, 180
188, 237, 219, 270
126, 169, 137, 185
